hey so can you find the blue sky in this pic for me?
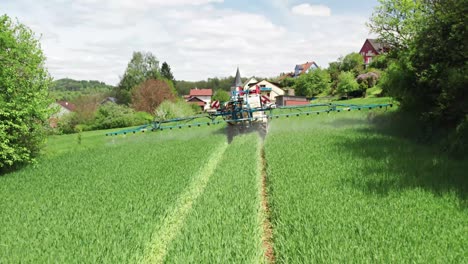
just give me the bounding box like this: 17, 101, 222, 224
1, 0, 380, 84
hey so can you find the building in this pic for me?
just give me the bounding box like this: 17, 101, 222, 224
100, 97, 117, 105
186, 96, 207, 111
187, 88, 213, 110
243, 77, 258, 90
246, 80, 285, 102
275, 96, 309, 107
50, 101, 76, 118
231, 67, 243, 92
294, 61, 319, 77
359, 39, 390, 65
49, 101, 76, 128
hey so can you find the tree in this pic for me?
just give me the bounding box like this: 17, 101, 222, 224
0, 15, 52, 172
337, 72, 360, 96
372, 0, 467, 129
341, 52, 364, 76
131, 79, 177, 114
327, 61, 342, 92
368, 0, 425, 50
294, 69, 331, 97
115, 51, 161, 105
212, 90, 230, 102
161, 62, 174, 82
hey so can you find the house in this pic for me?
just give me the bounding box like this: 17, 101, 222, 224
246, 80, 285, 102
49, 100, 76, 128
243, 77, 258, 90
359, 39, 390, 65
50, 101, 76, 118
294, 61, 319, 77
187, 88, 213, 110
100, 97, 117, 105
275, 96, 309, 107
186, 96, 207, 111
277, 72, 294, 82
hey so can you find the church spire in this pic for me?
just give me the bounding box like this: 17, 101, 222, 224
234, 67, 242, 87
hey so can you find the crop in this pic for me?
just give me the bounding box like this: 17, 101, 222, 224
0, 129, 226, 262
164, 133, 265, 263
264, 110, 467, 262
1, 97, 466, 263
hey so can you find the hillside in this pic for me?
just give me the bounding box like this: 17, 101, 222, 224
50, 78, 114, 92
49, 78, 115, 101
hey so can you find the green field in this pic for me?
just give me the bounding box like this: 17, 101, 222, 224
0, 98, 466, 263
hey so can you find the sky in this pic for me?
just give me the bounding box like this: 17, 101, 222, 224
2, 0, 380, 85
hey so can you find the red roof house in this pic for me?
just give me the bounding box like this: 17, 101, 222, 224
359, 39, 390, 65
189, 89, 213, 97
56, 100, 76, 112
186, 96, 207, 111
187, 89, 213, 111
294, 61, 319, 77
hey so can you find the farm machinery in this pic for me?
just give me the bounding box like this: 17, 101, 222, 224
106, 69, 393, 142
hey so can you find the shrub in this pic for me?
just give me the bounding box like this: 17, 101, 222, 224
57, 113, 80, 134
155, 100, 197, 120
212, 90, 230, 102
336, 71, 360, 96
294, 68, 331, 97
132, 79, 176, 114
0, 15, 52, 172
93, 104, 137, 130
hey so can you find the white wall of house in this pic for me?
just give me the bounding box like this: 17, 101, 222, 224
247, 80, 285, 101
189, 95, 211, 110
243, 78, 258, 90
49, 103, 71, 118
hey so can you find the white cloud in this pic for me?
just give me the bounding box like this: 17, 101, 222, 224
1, 0, 370, 84
291, 3, 331, 17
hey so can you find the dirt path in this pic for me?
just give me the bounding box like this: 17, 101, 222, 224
258, 141, 275, 263
140, 143, 228, 264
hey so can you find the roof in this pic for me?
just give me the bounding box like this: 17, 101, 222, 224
56, 101, 76, 111
100, 97, 117, 104
243, 77, 258, 89
189, 89, 213, 96
367, 39, 390, 53
277, 72, 294, 81
233, 67, 242, 87
186, 97, 207, 106
296, 61, 319, 75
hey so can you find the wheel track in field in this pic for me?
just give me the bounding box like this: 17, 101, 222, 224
140, 142, 228, 264
258, 139, 275, 263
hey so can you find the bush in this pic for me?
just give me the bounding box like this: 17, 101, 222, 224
336, 71, 360, 96
212, 90, 230, 102
93, 103, 138, 130
155, 100, 197, 120
134, 111, 154, 124
132, 79, 176, 114
57, 113, 80, 134
0, 15, 52, 172
294, 68, 331, 97
447, 116, 468, 158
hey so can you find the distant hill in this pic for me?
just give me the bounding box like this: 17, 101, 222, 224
50, 78, 114, 92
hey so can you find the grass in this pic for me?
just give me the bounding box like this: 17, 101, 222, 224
164, 133, 265, 263
0, 127, 226, 262
1, 97, 466, 262
264, 109, 467, 262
